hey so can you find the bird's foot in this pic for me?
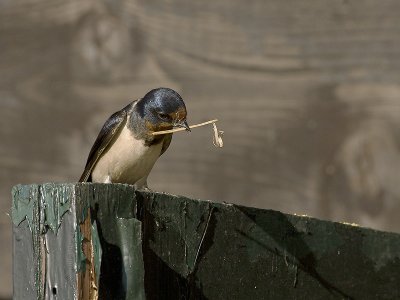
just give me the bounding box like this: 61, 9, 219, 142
138, 186, 152, 192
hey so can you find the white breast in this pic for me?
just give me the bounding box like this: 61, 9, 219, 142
91, 121, 163, 185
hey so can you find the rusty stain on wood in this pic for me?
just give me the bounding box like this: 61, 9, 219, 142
78, 209, 98, 300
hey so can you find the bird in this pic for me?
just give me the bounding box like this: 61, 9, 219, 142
79, 87, 190, 189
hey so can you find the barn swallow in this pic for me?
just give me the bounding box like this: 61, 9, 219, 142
79, 87, 190, 189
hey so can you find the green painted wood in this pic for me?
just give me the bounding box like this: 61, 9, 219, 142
12, 184, 78, 300
136, 192, 400, 300
12, 184, 400, 299
12, 183, 144, 300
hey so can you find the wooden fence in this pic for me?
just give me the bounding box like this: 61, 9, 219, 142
12, 183, 400, 299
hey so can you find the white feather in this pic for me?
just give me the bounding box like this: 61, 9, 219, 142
91, 116, 163, 187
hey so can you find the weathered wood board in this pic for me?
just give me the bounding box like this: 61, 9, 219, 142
12, 184, 400, 299
12, 183, 145, 300
3, 1, 400, 297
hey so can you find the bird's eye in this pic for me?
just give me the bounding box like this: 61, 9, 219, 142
158, 113, 170, 121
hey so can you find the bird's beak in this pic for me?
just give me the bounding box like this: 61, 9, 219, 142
175, 120, 191, 132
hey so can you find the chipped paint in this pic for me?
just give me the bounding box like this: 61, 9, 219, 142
91, 221, 102, 285
12, 183, 400, 299
12, 184, 72, 234
12, 184, 76, 300
76, 224, 86, 273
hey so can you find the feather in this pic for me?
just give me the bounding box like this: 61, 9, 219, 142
79, 102, 134, 182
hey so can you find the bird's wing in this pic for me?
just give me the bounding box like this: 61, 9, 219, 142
160, 133, 173, 156
79, 105, 131, 182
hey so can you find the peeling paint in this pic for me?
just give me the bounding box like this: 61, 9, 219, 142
91, 221, 102, 285
12, 184, 76, 299
41, 184, 72, 234
12, 183, 400, 300
12, 184, 72, 234
11, 185, 36, 227
76, 224, 86, 273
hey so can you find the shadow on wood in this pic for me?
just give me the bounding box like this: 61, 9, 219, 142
12, 183, 400, 299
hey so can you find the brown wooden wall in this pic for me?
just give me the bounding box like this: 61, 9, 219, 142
1, 0, 400, 297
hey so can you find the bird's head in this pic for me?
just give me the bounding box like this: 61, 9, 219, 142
136, 87, 190, 133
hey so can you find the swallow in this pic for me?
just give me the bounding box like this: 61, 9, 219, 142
79, 87, 190, 189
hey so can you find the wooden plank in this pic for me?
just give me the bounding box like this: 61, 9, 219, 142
3, 2, 400, 297
12, 183, 400, 299
78, 209, 97, 300
12, 184, 78, 300
137, 191, 400, 300
12, 183, 145, 300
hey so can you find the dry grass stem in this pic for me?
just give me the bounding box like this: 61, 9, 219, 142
152, 119, 224, 148
212, 123, 224, 148
152, 119, 218, 135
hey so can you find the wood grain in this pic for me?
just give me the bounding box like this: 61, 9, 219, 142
2, 1, 400, 297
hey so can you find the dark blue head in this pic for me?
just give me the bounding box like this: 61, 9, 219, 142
136, 88, 190, 132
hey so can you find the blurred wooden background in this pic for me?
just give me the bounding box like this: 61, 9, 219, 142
1, 0, 400, 297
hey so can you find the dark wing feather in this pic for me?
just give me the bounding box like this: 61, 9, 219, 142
160, 133, 173, 156
79, 107, 129, 182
